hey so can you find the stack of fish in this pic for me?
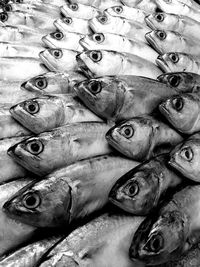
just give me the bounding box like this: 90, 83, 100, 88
0, 0, 200, 266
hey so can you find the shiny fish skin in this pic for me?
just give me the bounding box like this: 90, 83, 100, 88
130, 185, 200, 265
39, 214, 145, 267
0, 42, 41, 58
80, 33, 158, 64
10, 94, 102, 134
75, 76, 183, 122
77, 50, 162, 79
122, 0, 157, 12
109, 154, 183, 215
106, 115, 183, 161
4, 155, 139, 227
69, 0, 122, 10
7, 122, 112, 176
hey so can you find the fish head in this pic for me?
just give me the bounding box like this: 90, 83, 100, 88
42, 31, 66, 48
3, 176, 72, 227
159, 94, 200, 133
74, 76, 126, 120
145, 13, 178, 30
106, 117, 154, 159
77, 50, 123, 77
61, 2, 98, 18
130, 203, 188, 264
89, 13, 121, 33
109, 162, 162, 215
105, 5, 126, 18
54, 17, 80, 33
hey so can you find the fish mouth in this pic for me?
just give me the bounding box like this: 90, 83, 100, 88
76, 54, 95, 78
145, 33, 163, 54
79, 38, 90, 50
88, 20, 97, 33
60, 6, 68, 17
156, 56, 169, 73
39, 51, 57, 72
144, 17, 156, 30
54, 20, 63, 32
42, 36, 56, 49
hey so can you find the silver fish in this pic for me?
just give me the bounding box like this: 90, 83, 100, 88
0, 42, 41, 58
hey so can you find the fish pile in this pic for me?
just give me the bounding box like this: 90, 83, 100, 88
1, 0, 200, 266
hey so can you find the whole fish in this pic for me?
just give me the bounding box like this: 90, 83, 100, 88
169, 133, 200, 182
89, 14, 151, 43
105, 5, 147, 24
156, 52, 200, 74
0, 57, 47, 81
130, 185, 200, 265
0, 178, 36, 257
21, 71, 86, 94
38, 214, 145, 267
4, 155, 139, 227
61, 2, 99, 20
106, 115, 183, 160
42, 31, 84, 52
109, 154, 183, 215
74, 76, 183, 122
39, 48, 79, 72
157, 72, 200, 93
0, 236, 62, 267
146, 30, 200, 55
80, 33, 158, 64
159, 93, 200, 134
54, 17, 91, 35
77, 50, 162, 79
10, 94, 102, 133
7, 122, 112, 175
145, 13, 200, 41
0, 42, 41, 58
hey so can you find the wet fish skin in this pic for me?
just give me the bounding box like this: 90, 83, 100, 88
77, 50, 162, 79
159, 93, 200, 134
10, 94, 102, 134
4, 155, 139, 227
109, 154, 183, 215
122, 0, 157, 12
7, 122, 112, 175
106, 115, 183, 160
0, 42, 41, 58
130, 185, 200, 265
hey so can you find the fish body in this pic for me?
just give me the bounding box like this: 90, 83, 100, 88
77, 50, 162, 79
122, 0, 157, 12
0, 42, 41, 58
109, 154, 183, 215
80, 33, 158, 64
8, 122, 112, 175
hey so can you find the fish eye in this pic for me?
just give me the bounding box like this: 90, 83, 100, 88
69, 3, 78, 11
89, 50, 102, 62
24, 100, 40, 115
113, 6, 123, 14
97, 15, 108, 24
93, 33, 105, 43
3, 4, 12, 12
34, 77, 47, 90
155, 13, 164, 22
51, 49, 63, 59
22, 192, 41, 209
51, 31, 64, 40
168, 75, 181, 87
120, 125, 134, 139
26, 140, 44, 155
88, 80, 102, 94
0, 12, 8, 22
156, 30, 166, 40
124, 181, 139, 197
180, 147, 193, 161
172, 97, 184, 111
169, 53, 179, 63
146, 234, 164, 252
63, 17, 72, 24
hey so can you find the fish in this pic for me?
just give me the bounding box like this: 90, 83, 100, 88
42, 31, 84, 52
0, 178, 36, 257
156, 52, 200, 74
109, 154, 183, 215
37, 214, 145, 267
169, 133, 200, 182
21, 71, 86, 94
68, 0, 122, 10
0, 42, 41, 58
145, 13, 200, 41
0, 236, 62, 267
60, 2, 99, 20
157, 72, 200, 93
74, 75, 183, 122
80, 33, 159, 64
39, 49, 79, 72
122, 0, 157, 12
4, 155, 139, 227
54, 17, 91, 35
106, 115, 183, 161
0, 57, 47, 81
105, 5, 147, 24
10, 94, 102, 134
146, 30, 200, 55
159, 93, 200, 134
89, 14, 151, 43
7, 122, 112, 175
129, 185, 200, 265
77, 50, 162, 79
